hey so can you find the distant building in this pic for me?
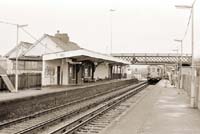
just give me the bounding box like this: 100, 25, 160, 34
126, 65, 148, 80
4, 41, 40, 74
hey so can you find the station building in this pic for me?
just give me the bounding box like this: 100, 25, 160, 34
19, 31, 130, 86
42, 49, 129, 86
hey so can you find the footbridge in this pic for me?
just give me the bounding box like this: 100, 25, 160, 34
112, 53, 192, 65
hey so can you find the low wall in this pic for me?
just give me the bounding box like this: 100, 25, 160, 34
0, 79, 137, 122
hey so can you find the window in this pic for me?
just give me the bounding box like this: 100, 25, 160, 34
157, 68, 160, 73
24, 61, 42, 70
69, 64, 76, 79
84, 68, 88, 77
12, 61, 25, 70
84, 66, 92, 77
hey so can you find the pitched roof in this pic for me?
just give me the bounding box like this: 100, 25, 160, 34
23, 33, 81, 57
47, 34, 81, 51
5, 41, 33, 58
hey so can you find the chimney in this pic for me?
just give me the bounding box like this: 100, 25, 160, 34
55, 30, 69, 43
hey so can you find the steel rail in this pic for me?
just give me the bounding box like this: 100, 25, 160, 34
50, 82, 148, 134
0, 83, 132, 129
12, 82, 146, 134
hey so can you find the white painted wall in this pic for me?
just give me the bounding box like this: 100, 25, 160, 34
25, 36, 63, 57
42, 58, 70, 86
42, 59, 61, 86
94, 63, 109, 80
61, 59, 69, 85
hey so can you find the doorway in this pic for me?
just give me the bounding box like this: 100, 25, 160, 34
57, 66, 61, 85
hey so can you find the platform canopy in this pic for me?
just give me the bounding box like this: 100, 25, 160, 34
43, 49, 130, 65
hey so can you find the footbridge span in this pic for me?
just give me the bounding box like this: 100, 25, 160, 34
112, 53, 192, 65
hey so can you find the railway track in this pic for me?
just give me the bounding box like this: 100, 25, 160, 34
0, 81, 146, 134
42, 82, 148, 134
75, 87, 149, 134
74, 89, 148, 134
0, 83, 133, 128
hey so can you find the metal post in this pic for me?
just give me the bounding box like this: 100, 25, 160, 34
15, 25, 19, 92
174, 39, 183, 89
177, 49, 180, 89
0, 21, 28, 92
178, 41, 182, 89
109, 9, 115, 54
15, 24, 28, 92
172, 48, 179, 88
180, 41, 183, 88
174, 2, 196, 107
190, 7, 196, 108
110, 11, 112, 54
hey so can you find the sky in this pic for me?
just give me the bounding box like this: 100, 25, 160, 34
0, 0, 199, 57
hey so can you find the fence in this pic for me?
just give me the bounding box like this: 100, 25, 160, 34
182, 70, 200, 98
0, 73, 41, 90
182, 74, 191, 96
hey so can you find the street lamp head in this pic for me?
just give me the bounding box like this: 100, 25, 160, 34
174, 39, 182, 42
172, 49, 178, 52
18, 24, 28, 28
110, 9, 116, 12
175, 5, 192, 9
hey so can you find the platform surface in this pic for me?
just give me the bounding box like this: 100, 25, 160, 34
100, 80, 200, 134
0, 79, 128, 102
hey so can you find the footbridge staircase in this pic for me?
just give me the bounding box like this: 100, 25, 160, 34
0, 66, 15, 92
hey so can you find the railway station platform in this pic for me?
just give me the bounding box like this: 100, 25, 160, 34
0, 79, 128, 102
0, 78, 138, 122
100, 80, 200, 134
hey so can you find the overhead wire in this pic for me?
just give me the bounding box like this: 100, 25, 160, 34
182, 0, 196, 41
182, 10, 192, 41
20, 28, 55, 52
0, 20, 17, 26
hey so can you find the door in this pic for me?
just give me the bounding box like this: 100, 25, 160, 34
57, 66, 61, 85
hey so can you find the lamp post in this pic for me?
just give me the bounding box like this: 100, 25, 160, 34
109, 9, 115, 54
175, 0, 196, 107
174, 39, 183, 89
15, 24, 28, 92
172, 48, 179, 88
0, 20, 28, 92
